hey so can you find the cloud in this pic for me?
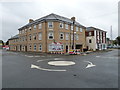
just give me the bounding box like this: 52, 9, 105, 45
1, 0, 119, 42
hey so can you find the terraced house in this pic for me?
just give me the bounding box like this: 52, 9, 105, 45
9, 13, 86, 53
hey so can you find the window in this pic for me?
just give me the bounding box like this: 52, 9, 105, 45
33, 33, 36, 40
89, 39, 92, 43
19, 31, 21, 34
59, 22, 64, 28
48, 32, 54, 39
39, 44, 42, 51
33, 25, 37, 30
89, 32, 92, 36
22, 30, 24, 34
34, 44, 36, 51
71, 34, 73, 40
60, 33, 64, 40
39, 23, 42, 29
29, 44, 31, 50
29, 27, 31, 31
71, 25, 73, 30
97, 31, 99, 35
48, 22, 53, 28
38, 32, 42, 40
65, 24, 68, 29
76, 27, 78, 31
66, 33, 69, 40
76, 34, 79, 40
29, 34, 32, 40
61, 45, 64, 50
80, 28, 82, 32
25, 29, 27, 33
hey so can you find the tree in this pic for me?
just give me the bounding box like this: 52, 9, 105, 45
116, 36, 120, 45
6, 40, 9, 45
113, 40, 117, 45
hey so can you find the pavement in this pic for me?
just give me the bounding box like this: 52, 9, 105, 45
2, 49, 119, 88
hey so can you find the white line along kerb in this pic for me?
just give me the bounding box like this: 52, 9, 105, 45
31, 64, 67, 72
84, 61, 96, 69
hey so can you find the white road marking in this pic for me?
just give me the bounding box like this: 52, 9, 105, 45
54, 58, 65, 60
34, 56, 40, 57
31, 64, 66, 72
96, 56, 100, 57
84, 61, 96, 69
37, 59, 51, 62
96, 56, 118, 59
48, 61, 75, 66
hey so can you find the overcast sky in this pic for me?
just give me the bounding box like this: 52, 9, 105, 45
0, 0, 119, 42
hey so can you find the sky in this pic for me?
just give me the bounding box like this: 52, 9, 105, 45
0, 0, 119, 42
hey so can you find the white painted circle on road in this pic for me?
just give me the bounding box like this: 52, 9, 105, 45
48, 61, 75, 66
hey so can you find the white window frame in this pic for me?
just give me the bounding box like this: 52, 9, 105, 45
89, 32, 92, 36
29, 27, 31, 31
34, 44, 36, 51
39, 23, 42, 29
48, 32, 54, 40
39, 44, 42, 51
66, 33, 69, 40
76, 26, 79, 32
33, 25, 37, 30
38, 32, 42, 40
59, 22, 64, 28
19, 31, 22, 34
33, 33, 37, 40
48, 22, 53, 28
76, 34, 79, 40
25, 29, 27, 33
71, 25, 73, 30
65, 24, 68, 29
60, 33, 64, 40
29, 44, 32, 50
80, 28, 83, 32
22, 30, 24, 34
29, 34, 32, 40
71, 34, 73, 40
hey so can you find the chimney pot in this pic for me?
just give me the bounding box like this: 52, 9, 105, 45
29, 19, 34, 23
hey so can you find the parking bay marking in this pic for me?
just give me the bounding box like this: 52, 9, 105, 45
31, 64, 67, 72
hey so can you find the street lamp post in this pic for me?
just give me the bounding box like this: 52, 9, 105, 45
71, 17, 75, 50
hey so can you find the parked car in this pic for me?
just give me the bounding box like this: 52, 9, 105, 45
69, 50, 81, 55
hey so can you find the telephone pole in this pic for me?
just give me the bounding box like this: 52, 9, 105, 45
110, 25, 113, 46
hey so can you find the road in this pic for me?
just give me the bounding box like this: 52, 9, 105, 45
2, 49, 118, 88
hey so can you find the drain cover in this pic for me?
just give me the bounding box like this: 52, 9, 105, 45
48, 61, 75, 66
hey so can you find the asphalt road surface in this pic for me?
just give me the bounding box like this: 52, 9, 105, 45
2, 49, 119, 88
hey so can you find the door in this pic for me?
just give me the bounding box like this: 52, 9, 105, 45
20, 45, 22, 51
66, 45, 68, 53
25, 46, 27, 52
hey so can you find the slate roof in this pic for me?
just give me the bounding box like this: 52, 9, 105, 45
86, 27, 107, 32
9, 34, 19, 40
18, 13, 86, 30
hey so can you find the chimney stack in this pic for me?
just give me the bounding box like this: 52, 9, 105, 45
71, 17, 75, 21
29, 19, 34, 23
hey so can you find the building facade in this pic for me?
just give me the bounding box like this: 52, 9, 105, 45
9, 13, 86, 53
86, 27, 107, 51
9, 35, 19, 51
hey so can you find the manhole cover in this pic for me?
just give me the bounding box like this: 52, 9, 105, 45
48, 61, 75, 66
